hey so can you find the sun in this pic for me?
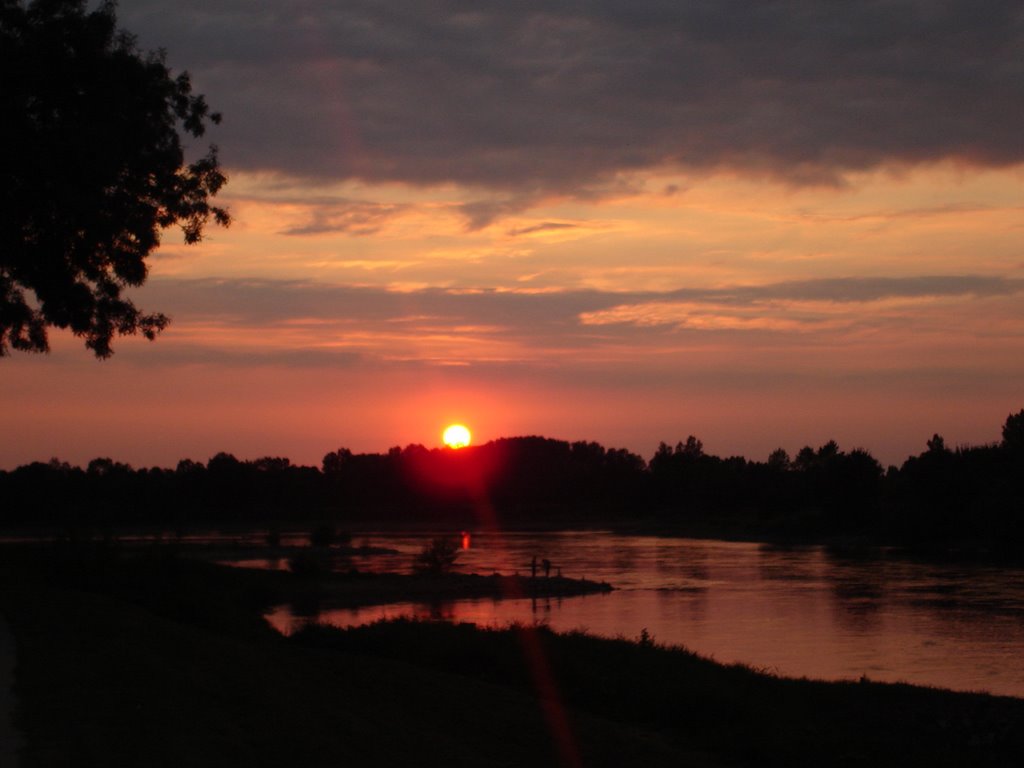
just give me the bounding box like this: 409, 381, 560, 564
442, 423, 472, 449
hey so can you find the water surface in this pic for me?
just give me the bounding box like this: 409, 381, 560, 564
263, 531, 1024, 698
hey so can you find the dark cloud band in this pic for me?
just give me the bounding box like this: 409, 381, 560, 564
120, 0, 1024, 194
140, 274, 1024, 328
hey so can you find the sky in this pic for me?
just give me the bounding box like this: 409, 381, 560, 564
4, 0, 1024, 469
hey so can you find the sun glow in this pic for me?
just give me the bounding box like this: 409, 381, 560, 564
443, 423, 472, 449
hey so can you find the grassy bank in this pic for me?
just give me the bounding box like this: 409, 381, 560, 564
1, 544, 1023, 767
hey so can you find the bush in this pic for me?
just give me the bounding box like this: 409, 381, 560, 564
413, 537, 459, 575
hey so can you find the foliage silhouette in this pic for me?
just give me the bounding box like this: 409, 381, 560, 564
0, 0, 228, 357
413, 537, 460, 575
3, 411, 1024, 553
1002, 409, 1024, 453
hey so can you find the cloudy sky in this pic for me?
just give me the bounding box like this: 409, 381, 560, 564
5, 0, 1024, 468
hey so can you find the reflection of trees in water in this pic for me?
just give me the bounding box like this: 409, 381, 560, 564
756, 543, 822, 584
531, 595, 558, 615
653, 544, 710, 583
657, 583, 708, 623
823, 556, 888, 633
829, 589, 885, 633
652, 542, 713, 623
898, 566, 976, 615
611, 540, 639, 573
822, 555, 1024, 638
768, 545, 1021, 643
895, 565, 1024, 632
423, 599, 455, 621
815, 554, 1024, 637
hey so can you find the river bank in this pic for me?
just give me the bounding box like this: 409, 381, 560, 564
1, 542, 1023, 766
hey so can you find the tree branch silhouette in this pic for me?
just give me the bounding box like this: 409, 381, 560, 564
0, 0, 228, 357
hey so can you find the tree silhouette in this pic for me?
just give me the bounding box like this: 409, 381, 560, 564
767, 448, 791, 470
926, 434, 949, 454
1002, 410, 1024, 453
1, 0, 228, 357
3, 414, 1023, 548
413, 537, 460, 576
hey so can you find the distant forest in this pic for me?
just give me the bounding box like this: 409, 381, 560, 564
3, 410, 1023, 551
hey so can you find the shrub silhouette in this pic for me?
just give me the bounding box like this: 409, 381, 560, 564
413, 537, 459, 575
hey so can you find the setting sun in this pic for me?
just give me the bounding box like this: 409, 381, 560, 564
442, 424, 471, 449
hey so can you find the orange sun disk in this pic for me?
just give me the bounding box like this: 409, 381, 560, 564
443, 424, 471, 449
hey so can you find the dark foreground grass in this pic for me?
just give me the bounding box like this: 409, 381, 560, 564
2, 543, 1023, 767
0, 545, 708, 767
0, 586, 704, 768
294, 619, 1024, 767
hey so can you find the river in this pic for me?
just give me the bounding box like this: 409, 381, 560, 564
261, 530, 1024, 698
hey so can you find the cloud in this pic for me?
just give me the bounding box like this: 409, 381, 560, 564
507, 222, 579, 237
460, 197, 539, 230
580, 276, 1024, 331
279, 200, 409, 236
710, 275, 1024, 304
133, 274, 1024, 360
140, 273, 1024, 319
578, 302, 848, 332
120, 0, 1024, 198
137, 277, 615, 335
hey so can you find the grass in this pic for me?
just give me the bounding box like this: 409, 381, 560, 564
293, 618, 1024, 767
2, 542, 1023, 767
2, 586, 702, 767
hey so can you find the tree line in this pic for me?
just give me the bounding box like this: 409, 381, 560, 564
2, 411, 1023, 551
